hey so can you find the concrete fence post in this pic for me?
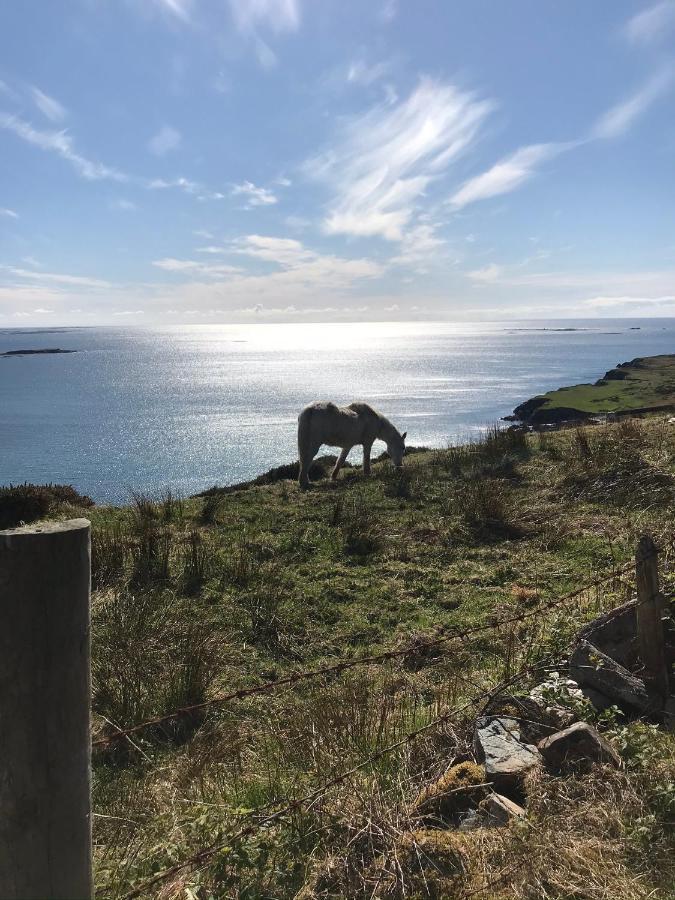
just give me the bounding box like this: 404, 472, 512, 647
0, 519, 92, 900
635, 534, 670, 700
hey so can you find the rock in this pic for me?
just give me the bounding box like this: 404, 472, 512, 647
664, 696, 675, 733
538, 722, 621, 771
473, 716, 541, 793
575, 601, 638, 670
479, 792, 526, 826
485, 691, 574, 742
413, 761, 487, 825
570, 639, 659, 714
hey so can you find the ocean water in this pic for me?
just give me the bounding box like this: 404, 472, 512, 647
1, 319, 673, 503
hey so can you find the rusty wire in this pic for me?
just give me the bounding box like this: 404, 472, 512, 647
93, 559, 635, 750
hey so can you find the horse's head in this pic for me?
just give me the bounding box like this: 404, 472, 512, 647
387, 430, 407, 469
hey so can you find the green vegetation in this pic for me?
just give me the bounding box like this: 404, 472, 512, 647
0, 482, 93, 530
514, 354, 675, 424
16, 418, 675, 898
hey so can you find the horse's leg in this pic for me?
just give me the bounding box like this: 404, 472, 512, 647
362, 440, 373, 476
299, 442, 321, 490
331, 446, 350, 481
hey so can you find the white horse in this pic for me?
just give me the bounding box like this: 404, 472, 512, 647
297, 401, 407, 489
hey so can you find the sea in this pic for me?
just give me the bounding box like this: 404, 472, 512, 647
1, 319, 673, 504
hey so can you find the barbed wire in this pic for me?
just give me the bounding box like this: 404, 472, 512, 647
120, 655, 553, 899
94, 559, 636, 749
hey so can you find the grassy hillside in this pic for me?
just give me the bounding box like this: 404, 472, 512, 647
14, 418, 675, 898
514, 355, 675, 424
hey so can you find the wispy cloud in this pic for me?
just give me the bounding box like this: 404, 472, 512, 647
233, 234, 313, 264
30, 86, 67, 123
152, 0, 193, 22
347, 59, 393, 87
147, 175, 198, 192
154, 235, 383, 301
450, 69, 673, 212
591, 67, 673, 139
308, 77, 493, 240
450, 143, 564, 210
1, 264, 111, 288
623, 1, 675, 44
232, 180, 278, 207
0, 207, 18, 218
147, 125, 181, 156
229, 0, 300, 33
152, 258, 241, 276
109, 198, 137, 211
0, 112, 127, 181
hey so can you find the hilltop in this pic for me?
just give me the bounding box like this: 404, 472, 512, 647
512, 354, 675, 425
4, 417, 674, 898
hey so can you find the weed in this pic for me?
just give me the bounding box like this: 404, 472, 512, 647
179, 530, 210, 595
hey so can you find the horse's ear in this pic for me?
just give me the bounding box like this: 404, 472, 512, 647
401, 431, 407, 441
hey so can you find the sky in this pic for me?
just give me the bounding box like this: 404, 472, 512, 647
1, 0, 675, 326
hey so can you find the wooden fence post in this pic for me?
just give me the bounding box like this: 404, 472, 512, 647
0, 519, 92, 900
635, 535, 670, 700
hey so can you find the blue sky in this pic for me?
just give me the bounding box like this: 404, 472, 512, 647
1, 0, 674, 325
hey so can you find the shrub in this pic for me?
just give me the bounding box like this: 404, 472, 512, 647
0, 482, 93, 530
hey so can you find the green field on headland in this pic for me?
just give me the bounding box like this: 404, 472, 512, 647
513, 354, 675, 424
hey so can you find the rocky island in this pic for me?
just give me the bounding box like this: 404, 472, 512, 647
1, 348, 77, 357
510, 354, 675, 425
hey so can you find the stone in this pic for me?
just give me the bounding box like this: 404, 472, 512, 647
569, 640, 659, 714
575, 601, 638, 669
473, 716, 541, 793
538, 722, 621, 771
664, 696, 675, 733
485, 691, 574, 742
479, 792, 526, 827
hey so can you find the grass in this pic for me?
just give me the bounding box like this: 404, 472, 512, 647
22, 417, 675, 898
517, 354, 675, 421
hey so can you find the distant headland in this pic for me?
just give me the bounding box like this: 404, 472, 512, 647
508, 354, 675, 425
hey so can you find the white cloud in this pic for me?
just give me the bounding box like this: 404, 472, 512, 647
584, 294, 675, 308
152, 258, 241, 276
147, 125, 181, 156
391, 223, 445, 268
152, 0, 193, 21
196, 245, 227, 254
232, 180, 278, 207
379, 0, 397, 24
465, 263, 675, 295
347, 59, 393, 86
1, 265, 111, 288
30, 87, 67, 123
309, 77, 493, 240
0, 112, 127, 182
109, 198, 137, 211
153, 235, 383, 305
0, 207, 18, 218
147, 175, 198, 192
229, 0, 300, 33
623, 1, 675, 44
21, 256, 42, 267
591, 68, 673, 139
233, 234, 314, 264
450, 143, 564, 210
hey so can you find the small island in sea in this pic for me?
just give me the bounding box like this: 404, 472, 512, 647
0, 348, 77, 357
510, 354, 675, 425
